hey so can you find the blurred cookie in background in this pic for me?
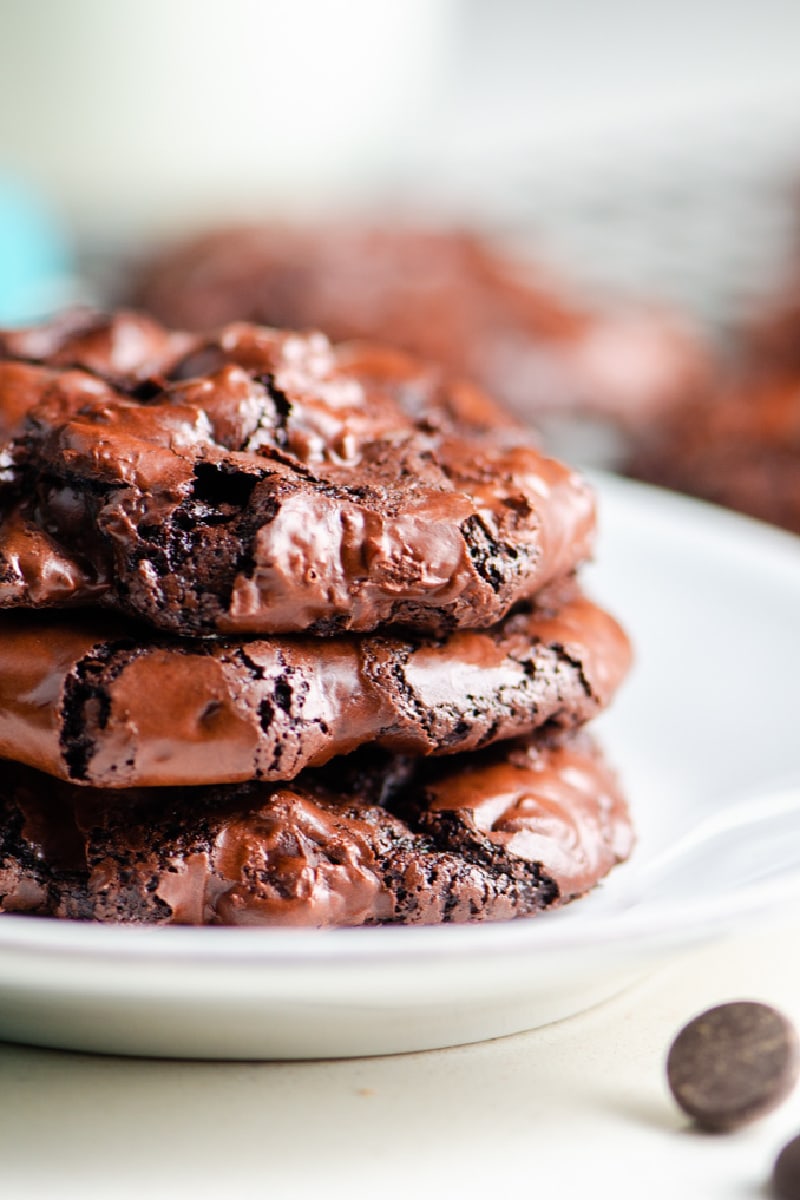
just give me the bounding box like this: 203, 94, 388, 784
740, 193, 800, 371
128, 219, 799, 536
627, 369, 800, 535
628, 206, 800, 536
745, 286, 800, 371
129, 222, 712, 462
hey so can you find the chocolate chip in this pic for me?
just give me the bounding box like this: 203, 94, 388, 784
773, 1134, 800, 1199
666, 1001, 800, 1132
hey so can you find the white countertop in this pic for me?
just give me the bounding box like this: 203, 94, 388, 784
1, 919, 798, 1200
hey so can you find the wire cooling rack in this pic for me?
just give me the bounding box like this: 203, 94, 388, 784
482, 139, 799, 334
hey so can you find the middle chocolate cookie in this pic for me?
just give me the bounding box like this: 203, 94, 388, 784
0, 592, 630, 788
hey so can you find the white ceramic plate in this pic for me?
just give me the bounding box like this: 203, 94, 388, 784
1, 475, 799, 1060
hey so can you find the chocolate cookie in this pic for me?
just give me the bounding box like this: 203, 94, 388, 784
629, 373, 800, 534
1, 312, 595, 636
0, 590, 630, 788
746, 294, 800, 372
130, 223, 710, 431
0, 732, 633, 926
0, 307, 195, 400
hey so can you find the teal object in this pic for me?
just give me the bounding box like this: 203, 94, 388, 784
0, 176, 74, 324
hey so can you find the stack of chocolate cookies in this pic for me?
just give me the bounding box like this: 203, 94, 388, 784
0, 310, 632, 926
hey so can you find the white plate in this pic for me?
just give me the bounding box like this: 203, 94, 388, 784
1, 475, 799, 1060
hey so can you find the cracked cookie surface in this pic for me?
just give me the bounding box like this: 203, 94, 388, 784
0, 311, 595, 636
0, 590, 630, 788
0, 732, 633, 925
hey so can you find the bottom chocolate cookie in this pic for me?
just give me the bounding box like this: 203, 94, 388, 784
0, 733, 632, 927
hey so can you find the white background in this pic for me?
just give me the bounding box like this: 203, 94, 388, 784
2, 923, 800, 1200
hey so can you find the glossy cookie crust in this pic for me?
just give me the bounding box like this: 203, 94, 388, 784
1, 311, 595, 636
0, 733, 633, 926
0, 590, 631, 788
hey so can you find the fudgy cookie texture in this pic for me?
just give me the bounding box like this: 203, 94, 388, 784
0, 310, 596, 636
0, 590, 630, 788
130, 223, 710, 429
0, 733, 633, 925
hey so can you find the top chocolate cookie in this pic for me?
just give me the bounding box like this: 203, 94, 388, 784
0, 311, 595, 637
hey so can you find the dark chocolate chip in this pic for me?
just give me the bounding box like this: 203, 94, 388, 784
666, 1001, 800, 1132
772, 1132, 800, 1200
773, 1133, 800, 1199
